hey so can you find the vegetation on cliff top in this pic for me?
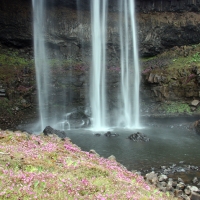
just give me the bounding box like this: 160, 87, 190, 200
141, 44, 200, 115
0, 130, 176, 200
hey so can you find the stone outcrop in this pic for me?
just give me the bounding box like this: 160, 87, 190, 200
1, 0, 200, 58
43, 126, 67, 138
18, 0, 200, 12
0, 0, 32, 48
145, 169, 200, 199
137, 0, 200, 12
128, 132, 150, 142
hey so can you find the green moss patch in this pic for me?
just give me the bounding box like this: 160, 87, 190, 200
159, 102, 191, 114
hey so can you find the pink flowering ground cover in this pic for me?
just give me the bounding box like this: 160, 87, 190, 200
0, 130, 176, 200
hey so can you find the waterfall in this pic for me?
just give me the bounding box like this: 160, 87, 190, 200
32, 0, 141, 131
90, 0, 108, 130
118, 0, 140, 128
32, 0, 50, 131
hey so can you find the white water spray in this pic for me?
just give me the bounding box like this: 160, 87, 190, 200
119, 0, 140, 128
32, 0, 50, 131
32, 0, 140, 132
90, 0, 108, 130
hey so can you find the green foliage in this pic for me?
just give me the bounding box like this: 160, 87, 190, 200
166, 191, 170, 197
188, 52, 200, 63
66, 158, 77, 167
25, 165, 44, 172
0, 50, 32, 67
77, 167, 109, 179
161, 102, 191, 114
168, 56, 191, 70
0, 49, 34, 89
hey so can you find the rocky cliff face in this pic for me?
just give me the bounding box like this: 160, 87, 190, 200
33, 0, 200, 12
1, 0, 200, 57
138, 11, 200, 56
137, 0, 200, 12
1, 0, 200, 129
0, 0, 32, 48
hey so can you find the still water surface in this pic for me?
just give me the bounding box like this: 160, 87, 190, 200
66, 125, 200, 172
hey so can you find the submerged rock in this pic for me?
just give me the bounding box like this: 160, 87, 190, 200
94, 133, 101, 136
43, 126, 67, 138
104, 131, 119, 137
128, 132, 150, 142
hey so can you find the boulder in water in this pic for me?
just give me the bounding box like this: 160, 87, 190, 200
104, 131, 119, 137
43, 126, 67, 138
128, 132, 150, 142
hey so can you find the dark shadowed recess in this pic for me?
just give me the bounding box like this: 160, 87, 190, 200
9, 0, 200, 12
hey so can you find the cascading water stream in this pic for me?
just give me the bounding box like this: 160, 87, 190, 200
118, 0, 140, 129
32, 0, 50, 131
32, 0, 141, 132
90, 0, 108, 130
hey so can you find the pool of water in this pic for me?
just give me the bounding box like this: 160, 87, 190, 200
65, 125, 200, 173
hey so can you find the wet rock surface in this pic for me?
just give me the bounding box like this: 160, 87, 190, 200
43, 126, 67, 138
2, 0, 200, 58
128, 132, 150, 142
144, 165, 200, 199
104, 131, 119, 137
44, 0, 200, 12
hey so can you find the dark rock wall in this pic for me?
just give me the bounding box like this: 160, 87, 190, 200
1, 0, 200, 57
33, 0, 200, 12
136, 0, 200, 12
138, 11, 200, 56
0, 0, 32, 48
1, 0, 200, 128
